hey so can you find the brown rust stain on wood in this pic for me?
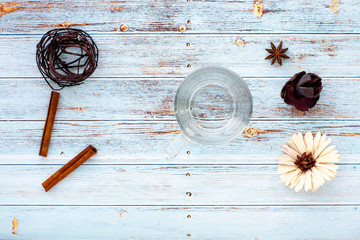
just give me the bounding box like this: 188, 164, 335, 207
242, 127, 282, 138
59, 107, 88, 112
272, 105, 338, 118
53, 22, 107, 28
153, 130, 181, 135
110, 7, 125, 12
262, 9, 286, 14
12, 217, 18, 234
147, 110, 174, 116
0, 2, 21, 17
297, 53, 317, 62
257, 129, 282, 134
339, 133, 360, 136
0, 1, 65, 17
147, 96, 174, 116
74, 106, 88, 112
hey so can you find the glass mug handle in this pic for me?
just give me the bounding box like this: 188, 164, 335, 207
163, 133, 190, 160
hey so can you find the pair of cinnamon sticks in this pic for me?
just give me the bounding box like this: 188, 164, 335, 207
40, 91, 97, 192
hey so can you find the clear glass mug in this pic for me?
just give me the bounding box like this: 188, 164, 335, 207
164, 67, 253, 160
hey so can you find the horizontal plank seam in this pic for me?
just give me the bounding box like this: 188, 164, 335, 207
2, 32, 360, 36
0, 204, 359, 207
1, 119, 360, 122
1, 77, 360, 80
0, 163, 358, 166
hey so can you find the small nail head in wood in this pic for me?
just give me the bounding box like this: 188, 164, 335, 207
120, 24, 129, 32
179, 25, 187, 32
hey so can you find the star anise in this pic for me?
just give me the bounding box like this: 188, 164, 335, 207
265, 41, 290, 66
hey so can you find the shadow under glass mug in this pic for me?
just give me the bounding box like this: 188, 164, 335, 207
164, 66, 253, 160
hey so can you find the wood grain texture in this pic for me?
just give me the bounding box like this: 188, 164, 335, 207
0, 120, 359, 164
0, 165, 358, 205
0, 77, 359, 121
1, 0, 359, 237
1, 34, 360, 78
0, 0, 358, 33
0, 206, 359, 239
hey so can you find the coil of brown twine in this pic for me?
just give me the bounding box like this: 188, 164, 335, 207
36, 28, 99, 90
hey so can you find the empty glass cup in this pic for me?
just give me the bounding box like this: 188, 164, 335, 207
164, 67, 253, 160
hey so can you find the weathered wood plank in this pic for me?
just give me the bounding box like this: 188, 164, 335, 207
0, 206, 359, 239
0, 120, 359, 164
0, 0, 358, 33
0, 165, 358, 205
1, 35, 359, 78
0, 78, 359, 121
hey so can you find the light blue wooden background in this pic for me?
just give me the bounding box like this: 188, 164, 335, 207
0, 0, 360, 239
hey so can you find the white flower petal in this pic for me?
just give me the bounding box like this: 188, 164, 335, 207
292, 132, 307, 153
278, 165, 297, 174
290, 134, 301, 151
319, 145, 337, 158
310, 169, 318, 191
304, 132, 314, 154
280, 173, 289, 182
290, 172, 302, 189
285, 169, 301, 186
316, 164, 338, 179
295, 173, 306, 192
316, 153, 341, 163
312, 167, 325, 186
279, 160, 296, 166
304, 170, 312, 192
320, 163, 339, 172
279, 154, 296, 161
286, 140, 301, 154
313, 132, 322, 153
278, 154, 296, 165
281, 145, 299, 159
314, 138, 332, 159
316, 166, 332, 181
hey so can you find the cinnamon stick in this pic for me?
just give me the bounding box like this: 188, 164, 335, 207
39, 91, 60, 157
42, 145, 97, 192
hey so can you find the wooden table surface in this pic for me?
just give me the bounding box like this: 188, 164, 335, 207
0, 0, 360, 239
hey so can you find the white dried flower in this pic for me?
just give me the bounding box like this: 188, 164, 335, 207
278, 132, 340, 192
